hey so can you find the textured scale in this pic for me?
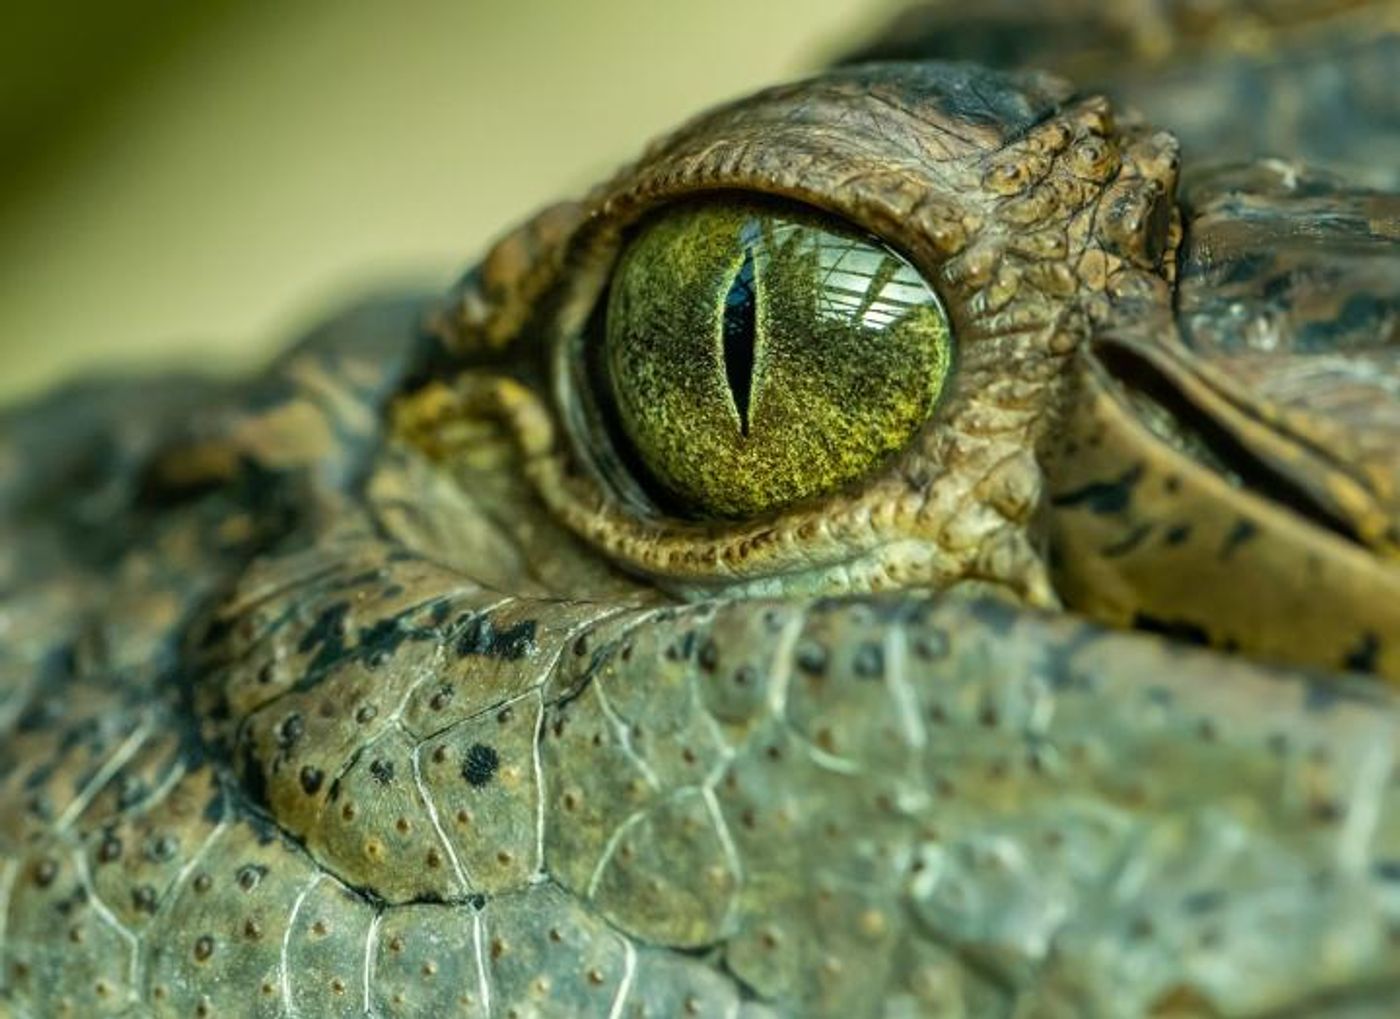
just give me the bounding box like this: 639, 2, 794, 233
10, 526, 1400, 1014
4, 2, 1400, 1016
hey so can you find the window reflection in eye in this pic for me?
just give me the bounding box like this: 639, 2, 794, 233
753, 220, 933, 331
595, 197, 955, 520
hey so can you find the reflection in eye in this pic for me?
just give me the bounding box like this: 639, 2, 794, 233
599, 198, 954, 518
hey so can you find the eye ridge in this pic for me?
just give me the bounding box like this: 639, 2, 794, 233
721, 248, 758, 437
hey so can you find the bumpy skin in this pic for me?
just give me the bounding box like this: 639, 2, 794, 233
3, 5, 1400, 1018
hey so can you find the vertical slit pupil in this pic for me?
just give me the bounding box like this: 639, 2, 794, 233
723, 249, 757, 437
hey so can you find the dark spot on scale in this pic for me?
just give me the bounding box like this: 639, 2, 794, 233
201, 790, 227, 825
276, 713, 305, 750
132, 885, 159, 914
698, 639, 719, 672
145, 835, 178, 863
298, 601, 350, 656
668, 630, 698, 662
913, 631, 949, 660
32, 858, 58, 887
1102, 522, 1153, 558
1217, 251, 1272, 287
462, 744, 500, 788
456, 617, 537, 660
852, 642, 885, 679
1299, 293, 1397, 349
468, 893, 487, 910
795, 643, 827, 677
97, 835, 123, 863
53, 885, 88, 917
193, 935, 216, 962
236, 865, 267, 892
236, 739, 266, 806
1182, 889, 1226, 914
1219, 518, 1259, 560
334, 569, 388, 591
1131, 613, 1210, 647
369, 759, 396, 785
1050, 463, 1144, 515
966, 597, 1017, 636
358, 617, 411, 668
1344, 632, 1381, 675
1311, 798, 1344, 825
1305, 679, 1344, 713
428, 598, 453, 625
1163, 523, 1192, 546
300, 766, 325, 796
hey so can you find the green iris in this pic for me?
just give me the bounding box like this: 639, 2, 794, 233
602, 198, 954, 518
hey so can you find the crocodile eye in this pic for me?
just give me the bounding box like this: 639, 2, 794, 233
598, 197, 954, 518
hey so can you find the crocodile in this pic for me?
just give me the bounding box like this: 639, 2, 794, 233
2, 1, 1399, 1015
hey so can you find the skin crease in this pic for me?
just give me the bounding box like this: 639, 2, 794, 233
2, 3, 1400, 1018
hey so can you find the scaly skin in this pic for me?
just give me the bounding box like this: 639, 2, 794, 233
2, 7, 1400, 1018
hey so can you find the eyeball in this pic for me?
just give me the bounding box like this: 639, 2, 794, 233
599, 197, 955, 518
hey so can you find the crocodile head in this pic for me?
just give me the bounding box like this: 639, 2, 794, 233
409, 60, 1400, 678
3, 37, 1400, 1019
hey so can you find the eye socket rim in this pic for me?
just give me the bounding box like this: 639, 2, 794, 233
555, 189, 958, 525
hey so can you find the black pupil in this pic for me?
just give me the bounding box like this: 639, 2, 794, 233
722, 249, 757, 437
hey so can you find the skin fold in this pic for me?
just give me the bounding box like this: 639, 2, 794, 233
2, 2, 1399, 1016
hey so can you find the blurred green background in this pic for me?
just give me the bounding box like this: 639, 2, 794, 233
0, 0, 887, 401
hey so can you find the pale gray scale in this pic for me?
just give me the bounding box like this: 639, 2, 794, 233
282, 874, 376, 1018
303, 723, 471, 904
621, 948, 751, 1019
588, 786, 741, 947
370, 903, 487, 1017
897, 601, 1400, 1016
528, 593, 1400, 1016
415, 688, 545, 894
143, 819, 323, 1018
477, 882, 632, 1018
538, 668, 670, 906
538, 610, 681, 899
2, 847, 139, 1016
